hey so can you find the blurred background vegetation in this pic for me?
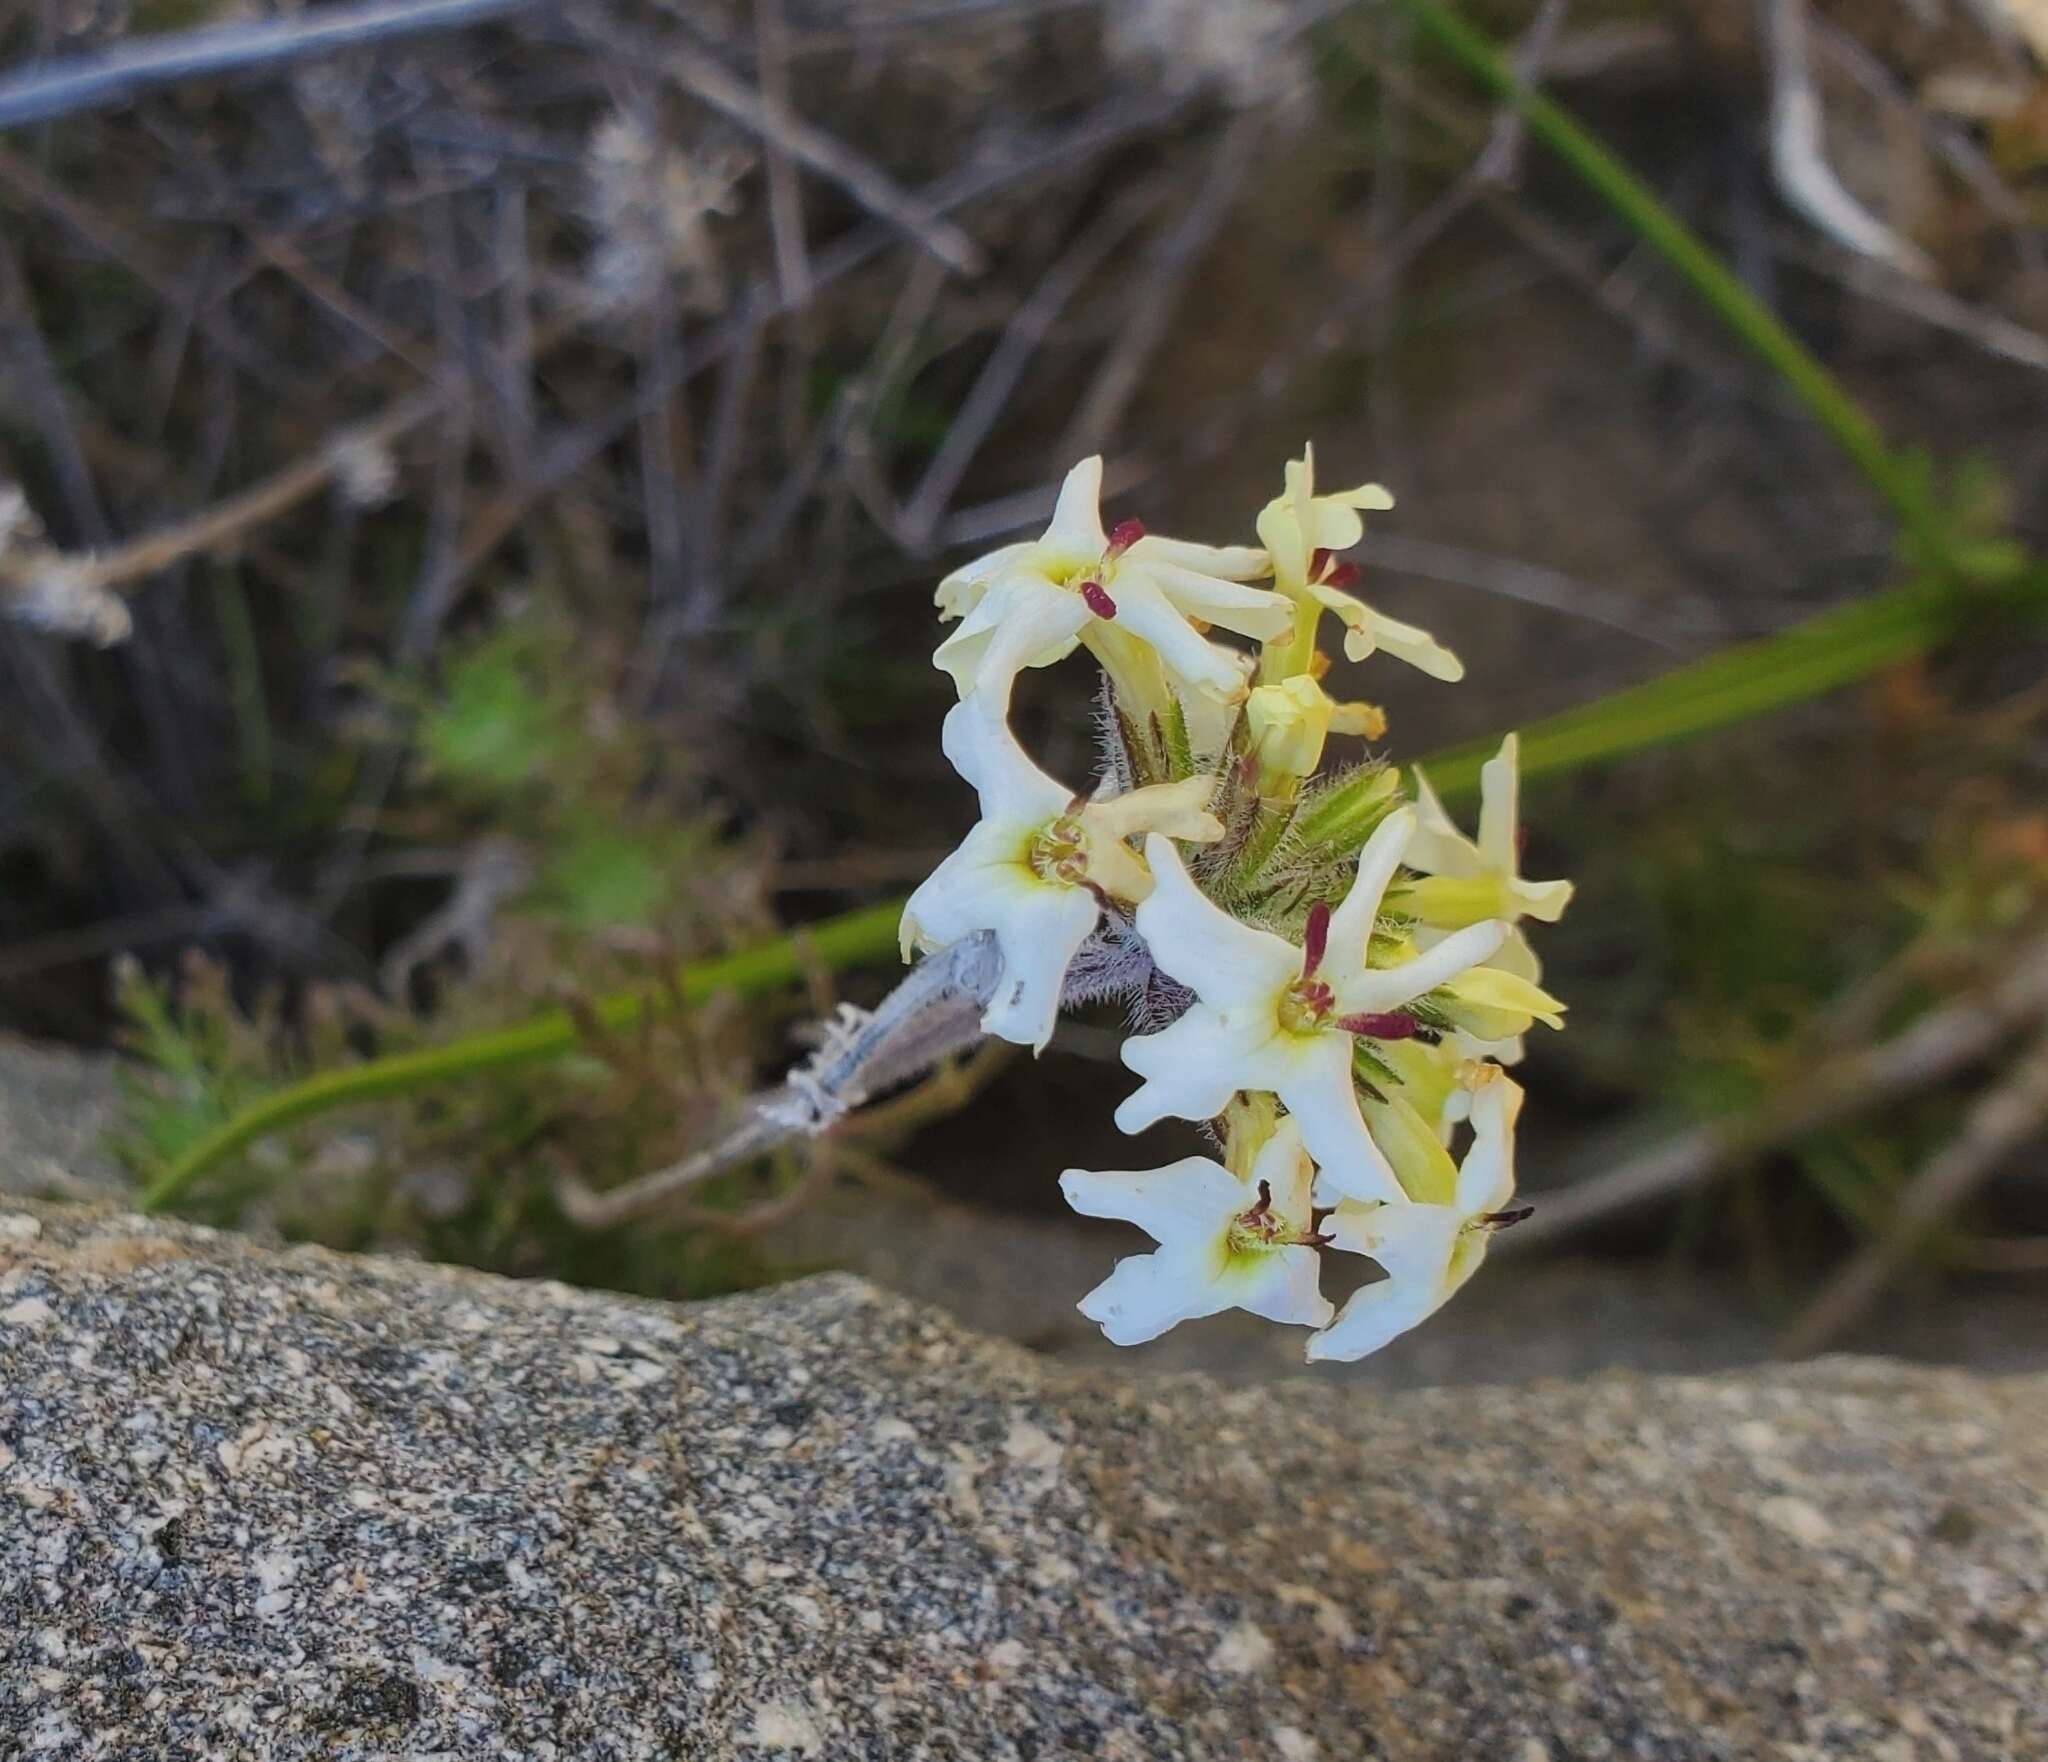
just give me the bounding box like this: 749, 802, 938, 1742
2, 0, 2046, 1378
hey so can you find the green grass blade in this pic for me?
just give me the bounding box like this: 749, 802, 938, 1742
1391, 0, 1939, 552
139, 898, 904, 1211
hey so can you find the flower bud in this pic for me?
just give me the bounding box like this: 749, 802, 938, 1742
1246, 675, 1335, 779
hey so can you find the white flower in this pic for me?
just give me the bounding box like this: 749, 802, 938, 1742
1115, 809, 1507, 1203
1305, 1070, 1523, 1363
1254, 446, 1462, 681
901, 690, 1222, 1051
1404, 734, 1573, 927
1060, 1114, 1333, 1345
934, 456, 1291, 703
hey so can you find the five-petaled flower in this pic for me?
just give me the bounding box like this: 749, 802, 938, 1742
934, 455, 1293, 704
900, 688, 1223, 1052
1255, 446, 1463, 681
1061, 1113, 1335, 1346
1307, 1069, 1525, 1362
1114, 808, 1508, 1203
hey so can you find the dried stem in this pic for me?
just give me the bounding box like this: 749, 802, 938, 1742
1779, 1029, 2048, 1356
1502, 935, 2048, 1253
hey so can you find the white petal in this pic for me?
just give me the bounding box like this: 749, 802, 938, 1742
1111, 578, 1252, 701
1310, 583, 1462, 680
1336, 919, 1506, 1016
1178, 678, 1248, 761
1369, 607, 1465, 682
1115, 1006, 1275, 1136
1509, 876, 1575, 923
1323, 805, 1416, 975
1476, 733, 1520, 873
1453, 1073, 1523, 1217
1085, 773, 1222, 845
1273, 1033, 1403, 1205
932, 573, 1089, 700
1074, 1246, 1220, 1345
1136, 558, 1294, 641
1132, 835, 1298, 1007
1305, 1202, 1463, 1362
899, 821, 1036, 952
941, 692, 1070, 824
1231, 1245, 1334, 1331
1042, 455, 1108, 558
934, 542, 1033, 621
1059, 1156, 1245, 1248
981, 883, 1102, 1052
1304, 1263, 1451, 1362
1132, 535, 1270, 580
1402, 764, 1482, 880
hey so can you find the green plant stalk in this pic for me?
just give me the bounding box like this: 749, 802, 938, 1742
139, 898, 904, 1211
1411, 578, 1946, 797
1392, 0, 1940, 554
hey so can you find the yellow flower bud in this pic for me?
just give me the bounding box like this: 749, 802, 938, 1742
1246, 675, 1334, 778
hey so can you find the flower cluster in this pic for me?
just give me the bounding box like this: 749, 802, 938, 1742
902, 449, 1572, 1361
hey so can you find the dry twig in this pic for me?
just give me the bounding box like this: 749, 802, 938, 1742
1779, 1028, 2048, 1356
1503, 935, 2048, 1253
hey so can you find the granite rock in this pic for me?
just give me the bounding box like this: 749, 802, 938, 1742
3, 1199, 2045, 1761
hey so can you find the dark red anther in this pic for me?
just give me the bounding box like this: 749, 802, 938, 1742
1308, 548, 1332, 578
1080, 578, 1118, 620
1300, 901, 1331, 978
1478, 1205, 1535, 1231
1241, 1179, 1275, 1227
1320, 560, 1361, 590
1335, 1010, 1421, 1041
1104, 517, 1145, 559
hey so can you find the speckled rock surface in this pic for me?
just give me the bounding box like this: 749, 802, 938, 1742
3, 1201, 2045, 1761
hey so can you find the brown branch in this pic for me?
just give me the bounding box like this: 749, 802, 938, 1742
1778, 1029, 2048, 1357
1502, 935, 2048, 1253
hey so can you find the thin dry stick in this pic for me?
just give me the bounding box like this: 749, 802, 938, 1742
754, 0, 812, 311
1054, 111, 1265, 460
1771, 229, 2048, 377
0, 0, 536, 131
1502, 935, 2048, 1253
1778, 1028, 2048, 1357
626, 26, 985, 276
899, 185, 1158, 549
60, 391, 438, 603
0, 142, 295, 390
1956, 1236, 2048, 1272
1351, 531, 1688, 649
